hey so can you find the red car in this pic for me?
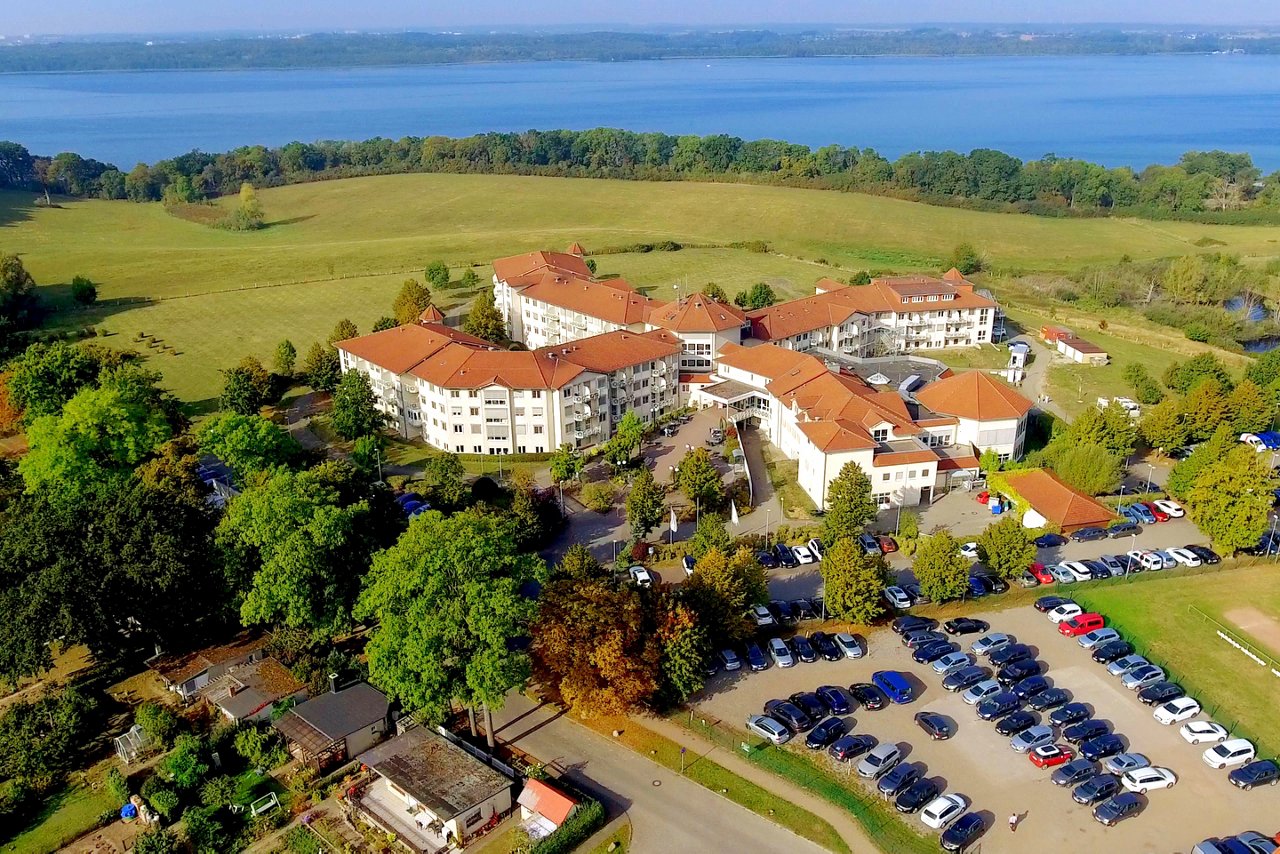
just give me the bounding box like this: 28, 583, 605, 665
1141, 501, 1170, 522
878, 535, 899, 553
1029, 563, 1054, 584
1028, 744, 1076, 769
1058, 612, 1105, 637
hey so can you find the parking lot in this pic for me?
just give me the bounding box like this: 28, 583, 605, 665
692, 603, 1277, 853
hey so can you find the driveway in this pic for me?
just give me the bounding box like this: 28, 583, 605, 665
490, 693, 827, 854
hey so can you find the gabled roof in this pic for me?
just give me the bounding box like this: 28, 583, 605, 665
359, 727, 512, 821
150, 631, 267, 685
518, 274, 657, 326
492, 251, 592, 286
536, 329, 681, 375
1001, 469, 1115, 530
286, 682, 389, 741
914, 371, 1033, 422
337, 323, 488, 376
716, 342, 821, 382
517, 779, 578, 826
647, 294, 747, 333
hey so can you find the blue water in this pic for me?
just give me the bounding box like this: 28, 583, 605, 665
3, 55, 1280, 169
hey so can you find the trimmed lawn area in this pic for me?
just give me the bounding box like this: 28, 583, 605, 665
760, 443, 817, 520
932, 344, 1013, 371
586, 822, 631, 854
1071, 563, 1280, 760
4, 781, 114, 854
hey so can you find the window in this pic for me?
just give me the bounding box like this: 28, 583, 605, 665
473, 445, 483, 453
531, 390, 542, 399
881, 473, 890, 481
469, 407, 479, 416
533, 426, 543, 434
517, 445, 526, 453
453, 425, 463, 433
895, 472, 904, 481
450, 390, 460, 398
872, 427, 889, 442
908, 470, 916, 479
470, 424, 481, 433
874, 492, 892, 508
455, 444, 464, 452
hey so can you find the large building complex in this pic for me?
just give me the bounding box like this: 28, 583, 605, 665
336, 245, 1031, 508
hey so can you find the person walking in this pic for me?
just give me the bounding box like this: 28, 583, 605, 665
1009, 812, 1020, 833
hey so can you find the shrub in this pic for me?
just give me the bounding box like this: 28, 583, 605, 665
147, 788, 180, 818
105, 766, 130, 806
135, 702, 180, 748
530, 798, 606, 854
580, 480, 616, 513
233, 725, 288, 769
1185, 323, 1210, 342
200, 775, 237, 808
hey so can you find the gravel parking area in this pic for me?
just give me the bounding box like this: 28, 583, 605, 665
693, 603, 1277, 853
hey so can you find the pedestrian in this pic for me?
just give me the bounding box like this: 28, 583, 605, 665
1008, 812, 1020, 833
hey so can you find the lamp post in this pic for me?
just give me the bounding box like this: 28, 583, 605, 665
1144, 464, 1154, 496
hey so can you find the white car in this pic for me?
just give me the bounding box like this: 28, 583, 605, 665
1165, 547, 1202, 568
1047, 603, 1083, 623
1203, 738, 1256, 769
1127, 550, 1164, 571
834, 633, 863, 659
932, 652, 974, 675
1153, 499, 1184, 518
1122, 766, 1177, 793
1060, 561, 1093, 582
961, 679, 1002, 706
1077, 627, 1121, 649
1153, 696, 1201, 725
628, 566, 654, 587
749, 605, 776, 627
746, 714, 791, 745
959, 542, 981, 560
920, 793, 968, 830
1104, 753, 1150, 775
970, 633, 1011, 657
1241, 433, 1268, 452
884, 586, 912, 610
792, 545, 817, 565
1181, 721, 1229, 744
806, 538, 824, 561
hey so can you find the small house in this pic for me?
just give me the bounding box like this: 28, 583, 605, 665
1040, 325, 1073, 344
353, 727, 514, 852
1000, 469, 1116, 534
274, 680, 391, 771
1056, 336, 1108, 366
149, 632, 269, 702
517, 778, 579, 841
201, 657, 307, 723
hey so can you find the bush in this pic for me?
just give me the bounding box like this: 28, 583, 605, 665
530, 798, 606, 854
580, 480, 616, 513
285, 826, 324, 854
135, 702, 180, 748
0, 779, 34, 827
147, 787, 180, 818
105, 766, 130, 806
233, 725, 289, 769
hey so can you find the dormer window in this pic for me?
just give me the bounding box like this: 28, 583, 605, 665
872, 427, 889, 442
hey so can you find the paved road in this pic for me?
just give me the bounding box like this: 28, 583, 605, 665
490, 693, 827, 854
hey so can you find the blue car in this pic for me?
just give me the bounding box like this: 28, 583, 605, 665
1034, 533, 1067, 548
1123, 503, 1157, 525
966, 576, 987, 598
872, 670, 914, 704
394, 492, 423, 507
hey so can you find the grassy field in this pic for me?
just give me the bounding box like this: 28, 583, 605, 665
1072, 564, 1280, 761
3, 780, 113, 854
6, 173, 1280, 402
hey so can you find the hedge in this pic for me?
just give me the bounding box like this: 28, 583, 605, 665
530, 797, 606, 854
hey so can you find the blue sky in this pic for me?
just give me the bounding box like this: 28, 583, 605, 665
5, 1, 1280, 35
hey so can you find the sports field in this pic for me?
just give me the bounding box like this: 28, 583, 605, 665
4, 172, 1278, 401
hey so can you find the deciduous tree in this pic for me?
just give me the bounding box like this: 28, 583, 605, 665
4, 341, 113, 423
977, 514, 1036, 580
948, 242, 983, 275
197, 412, 301, 481
463, 289, 507, 343
555, 543, 607, 581
605, 410, 645, 466
1181, 377, 1232, 442
301, 341, 340, 392
626, 466, 666, 540
0, 252, 38, 339
330, 370, 384, 440
688, 513, 731, 560
1228, 378, 1275, 435
422, 451, 470, 510
1187, 446, 1276, 553
655, 600, 707, 707
820, 538, 890, 624
822, 461, 877, 544
1050, 442, 1125, 496
1167, 425, 1235, 500
1163, 353, 1233, 395
219, 356, 273, 415
392, 279, 433, 326
676, 446, 724, 510
69, 275, 97, 306
273, 339, 296, 377
702, 283, 728, 302
327, 319, 358, 346
1139, 398, 1188, 456
548, 443, 583, 484
1067, 404, 1138, 458
425, 260, 451, 290
912, 531, 970, 603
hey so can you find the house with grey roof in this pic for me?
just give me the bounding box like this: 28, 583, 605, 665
273, 679, 390, 771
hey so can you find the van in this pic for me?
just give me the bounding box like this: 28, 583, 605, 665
1059, 612, 1106, 637
872, 669, 914, 704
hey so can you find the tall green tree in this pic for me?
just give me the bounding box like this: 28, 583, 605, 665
605, 410, 645, 466
1068, 404, 1138, 458
976, 514, 1036, 580
1140, 397, 1189, 455
948, 242, 983, 275
69, 275, 97, 306
301, 341, 340, 392
676, 446, 724, 510
912, 532, 970, 603
1187, 446, 1277, 553
4, 341, 114, 424
392, 279, 433, 326
328, 319, 358, 346
626, 466, 666, 540
1182, 378, 1232, 442
821, 461, 877, 543
1228, 378, 1276, 435
1163, 353, 1233, 395
463, 289, 507, 343
655, 599, 707, 707
197, 412, 301, 481
0, 686, 95, 792
219, 356, 273, 415
820, 538, 890, 624
273, 339, 297, 377
422, 451, 470, 510
358, 509, 544, 741
424, 260, 451, 290
0, 252, 38, 340
688, 513, 732, 559
702, 283, 729, 302
1167, 425, 1236, 500
555, 543, 607, 581
548, 443, 584, 484
330, 370, 384, 440
460, 268, 482, 291
1051, 443, 1125, 496
679, 547, 758, 646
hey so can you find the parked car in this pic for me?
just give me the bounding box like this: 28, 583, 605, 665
1059, 612, 1106, 637
1077, 627, 1120, 649
763, 699, 813, 733
1204, 739, 1257, 769
1167, 547, 1203, 567
1091, 639, 1135, 664
942, 665, 991, 693
940, 813, 986, 852
774, 543, 799, 568
1181, 721, 1230, 744
902, 629, 947, 650
828, 733, 877, 762
1137, 681, 1183, 706
1186, 544, 1221, 564
894, 778, 940, 814
628, 566, 654, 587
1018, 569, 1042, 588
767, 637, 795, 668
994, 710, 1037, 737
1104, 753, 1150, 775
1049, 702, 1092, 729
1052, 757, 1099, 787
1093, 791, 1143, 826
977, 691, 1023, 721
855, 742, 902, 779
1047, 602, 1083, 623
1071, 526, 1108, 542
901, 582, 929, 606
744, 641, 768, 672
1121, 766, 1176, 793
989, 643, 1033, 667
914, 711, 955, 741
1033, 532, 1068, 548
682, 554, 697, 576
767, 599, 796, 626
788, 692, 827, 722
858, 533, 882, 555
970, 632, 1011, 657
792, 545, 817, 565
756, 550, 779, 569
1081, 734, 1126, 761
805, 717, 849, 750
789, 634, 818, 663
1064, 719, 1111, 745
1129, 550, 1164, 571
834, 633, 864, 659
961, 679, 1003, 706
1028, 563, 1055, 584
1012, 675, 1051, 701
913, 640, 959, 665
1027, 686, 1070, 711
1010, 725, 1056, 753
1034, 595, 1074, 613
931, 651, 975, 675
1228, 759, 1280, 790
791, 598, 818, 621
959, 541, 981, 560
1098, 555, 1126, 574
1106, 654, 1149, 677
718, 649, 742, 671
884, 586, 912, 610
749, 604, 776, 627
848, 682, 888, 711
1048, 564, 1076, 584
891, 615, 938, 635
997, 658, 1044, 686
1153, 499, 1184, 518
1121, 664, 1166, 690
1029, 743, 1075, 769
1235, 832, 1280, 854
877, 762, 922, 797
1072, 773, 1122, 805
1126, 503, 1158, 525
1153, 696, 1201, 725
920, 793, 968, 830
1151, 549, 1177, 569
809, 631, 842, 661
872, 670, 915, 704
1141, 500, 1171, 522
973, 573, 1008, 594
944, 617, 990, 636
745, 714, 791, 745
878, 535, 898, 553
806, 538, 825, 561
1082, 560, 1112, 580
1107, 520, 1138, 538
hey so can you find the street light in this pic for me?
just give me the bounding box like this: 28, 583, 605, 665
1144, 464, 1154, 496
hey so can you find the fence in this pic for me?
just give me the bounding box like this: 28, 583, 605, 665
678, 712, 938, 854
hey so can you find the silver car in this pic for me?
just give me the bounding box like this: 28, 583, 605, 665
746, 714, 791, 745
1010, 724, 1056, 753
970, 633, 1011, 657
768, 637, 795, 668
962, 679, 1003, 706
1122, 664, 1165, 690
1104, 753, 1150, 775
834, 633, 864, 659
1077, 628, 1120, 650
856, 742, 902, 779
932, 652, 975, 675
1107, 654, 1148, 677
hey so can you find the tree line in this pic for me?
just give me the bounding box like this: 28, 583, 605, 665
3, 133, 1277, 223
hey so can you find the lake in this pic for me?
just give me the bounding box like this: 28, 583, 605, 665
4, 54, 1280, 169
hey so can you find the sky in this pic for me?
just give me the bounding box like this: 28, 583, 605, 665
6, 0, 1280, 36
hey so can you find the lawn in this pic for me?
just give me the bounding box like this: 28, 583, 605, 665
1071, 563, 1280, 760
3, 780, 114, 854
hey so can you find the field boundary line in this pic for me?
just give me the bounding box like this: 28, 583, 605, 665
1188, 604, 1280, 678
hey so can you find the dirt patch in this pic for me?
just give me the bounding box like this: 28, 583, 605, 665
1223, 606, 1280, 657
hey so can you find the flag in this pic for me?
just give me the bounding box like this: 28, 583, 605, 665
730, 500, 739, 526
670, 507, 678, 533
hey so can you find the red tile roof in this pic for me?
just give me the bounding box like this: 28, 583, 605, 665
518, 779, 578, 826
647, 294, 747, 333
519, 274, 657, 325
535, 329, 680, 375
914, 371, 1033, 422
337, 323, 489, 376
418, 305, 445, 324
492, 251, 592, 286
1001, 469, 1115, 530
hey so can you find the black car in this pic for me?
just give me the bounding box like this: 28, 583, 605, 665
1027, 687, 1070, 711
828, 733, 877, 762
763, 699, 813, 733
1137, 681, 1183, 706
816, 685, 852, 715
944, 617, 990, 636
994, 710, 1037, 737
940, 813, 986, 852
997, 659, 1043, 686
902, 582, 929, 605
1082, 560, 1112, 580
1091, 639, 1135, 664
977, 692, 1021, 721
1228, 759, 1280, 790
876, 762, 922, 797
1071, 526, 1108, 542
1012, 675, 1051, 700
805, 717, 848, 750
1034, 595, 1074, 613
809, 631, 842, 661
1034, 533, 1068, 548
1064, 718, 1110, 745
1107, 520, 1138, 538
1094, 792, 1143, 826
891, 615, 938, 636
789, 692, 827, 723
894, 778, 941, 814
914, 711, 954, 741
902, 629, 948, 650
942, 665, 991, 692
744, 641, 768, 672
1072, 773, 1121, 805
791, 599, 818, 621
989, 643, 1033, 667
1081, 734, 1125, 761
789, 635, 818, 663
768, 599, 796, 625
912, 640, 959, 665
974, 574, 1009, 594
1050, 703, 1092, 729
757, 550, 779, 570
1243, 531, 1280, 556
774, 543, 799, 567
848, 682, 888, 711
1052, 757, 1099, 787
1186, 544, 1221, 564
